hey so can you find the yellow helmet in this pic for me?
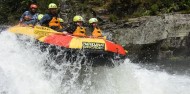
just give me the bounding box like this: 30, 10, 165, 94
37, 14, 44, 20
89, 18, 98, 24
73, 15, 84, 22
48, 3, 57, 9
59, 18, 64, 22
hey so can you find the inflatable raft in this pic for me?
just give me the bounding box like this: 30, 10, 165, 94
8, 26, 127, 65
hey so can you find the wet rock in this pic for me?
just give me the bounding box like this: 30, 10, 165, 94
104, 13, 190, 62
158, 50, 173, 60
92, 8, 109, 15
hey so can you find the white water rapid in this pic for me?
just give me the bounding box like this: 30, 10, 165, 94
0, 30, 190, 94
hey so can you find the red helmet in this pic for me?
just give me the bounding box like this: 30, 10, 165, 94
30, 4, 38, 9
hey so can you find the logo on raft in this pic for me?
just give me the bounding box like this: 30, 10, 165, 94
34, 26, 53, 36
34, 30, 49, 36
82, 42, 105, 50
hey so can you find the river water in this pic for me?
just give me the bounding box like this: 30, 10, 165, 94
0, 29, 190, 94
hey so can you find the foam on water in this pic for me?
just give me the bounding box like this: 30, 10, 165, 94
0, 31, 54, 94
0, 30, 190, 94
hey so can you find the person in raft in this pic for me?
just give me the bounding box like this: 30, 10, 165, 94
39, 3, 62, 30
19, 3, 39, 26
61, 15, 86, 36
35, 14, 43, 25
88, 18, 103, 37
59, 18, 66, 28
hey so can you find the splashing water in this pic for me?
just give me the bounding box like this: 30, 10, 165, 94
0, 30, 190, 94
0, 31, 54, 94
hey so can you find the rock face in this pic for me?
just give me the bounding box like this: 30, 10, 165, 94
104, 14, 190, 44
102, 13, 190, 62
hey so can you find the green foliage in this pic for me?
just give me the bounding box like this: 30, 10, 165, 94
1, 0, 190, 24
150, 4, 159, 15
0, 0, 60, 24
0, 0, 24, 24
109, 14, 118, 22
107, 0, 190, 18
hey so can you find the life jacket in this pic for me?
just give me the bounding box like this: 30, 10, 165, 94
92, 27, 102, 37
73, 26, 86, 37
49, 17, 62, 29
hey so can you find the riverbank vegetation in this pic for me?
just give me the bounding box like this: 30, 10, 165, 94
1, 0, 190, 24
0, 0, 59, 24
107, 0, 190, 18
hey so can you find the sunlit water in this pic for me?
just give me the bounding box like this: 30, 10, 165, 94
0, 30, 190, 94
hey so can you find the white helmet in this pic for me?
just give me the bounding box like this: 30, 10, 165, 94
48, 3, 57, 9
73, 15, 84, 22
37, 14, 44, 20
89, 18, 98, 24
